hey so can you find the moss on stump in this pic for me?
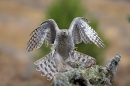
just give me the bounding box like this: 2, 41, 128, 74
52, 54, 121, 86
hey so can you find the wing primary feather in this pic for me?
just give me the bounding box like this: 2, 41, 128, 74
79, 29, 88, 44
86, 26, 105, 48
26, 19, 59, 52
69, 17, 105, 48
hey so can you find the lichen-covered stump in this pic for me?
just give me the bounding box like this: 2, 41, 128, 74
52, 54, 121, 86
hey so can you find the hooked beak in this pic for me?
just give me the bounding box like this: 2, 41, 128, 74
63, 31, 69, 35
63, 31, 66, 34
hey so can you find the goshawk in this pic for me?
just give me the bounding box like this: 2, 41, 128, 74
26, 17, 105, 80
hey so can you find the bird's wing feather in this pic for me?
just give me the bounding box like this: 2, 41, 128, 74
69, 17, 105, 48
27, 19, 59, 52
34, 52, 58, 80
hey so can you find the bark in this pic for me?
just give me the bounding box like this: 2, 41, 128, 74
52, 54, 121, 86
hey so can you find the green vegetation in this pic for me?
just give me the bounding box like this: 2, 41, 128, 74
46, 0, 85, 28
127, 15, 130, 23
38, 0, 108, 64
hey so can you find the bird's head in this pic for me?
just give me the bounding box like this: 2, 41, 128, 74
61, 29, 69, 36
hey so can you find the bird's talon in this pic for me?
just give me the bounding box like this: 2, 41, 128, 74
74, 47, 78, 51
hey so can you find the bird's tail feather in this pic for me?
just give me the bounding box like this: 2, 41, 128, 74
34, 52, 58, 80
34, 51, 96, 80
71, 51, 96, 67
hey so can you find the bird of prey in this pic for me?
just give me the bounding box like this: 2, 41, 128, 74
26, 17, 105, 80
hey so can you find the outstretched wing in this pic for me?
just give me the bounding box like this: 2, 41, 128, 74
27, 19, 59, 52
34, 52, 58, 80
69, 17, 105, 48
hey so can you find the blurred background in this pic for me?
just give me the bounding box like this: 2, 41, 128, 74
0, 0, 130, 86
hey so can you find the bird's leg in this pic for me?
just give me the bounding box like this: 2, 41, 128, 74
55, 61, 70, 72
59, 62, 73, 72
56, 62, 66, 72
53, 53, 71, 72
68, 47, 78, 62
65, 47, 78, 62
68, 52, 73, 62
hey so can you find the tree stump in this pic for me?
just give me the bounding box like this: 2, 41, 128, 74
52, 54, 121, 86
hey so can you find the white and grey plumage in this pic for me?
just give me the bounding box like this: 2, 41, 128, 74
27, 17, 105, 80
